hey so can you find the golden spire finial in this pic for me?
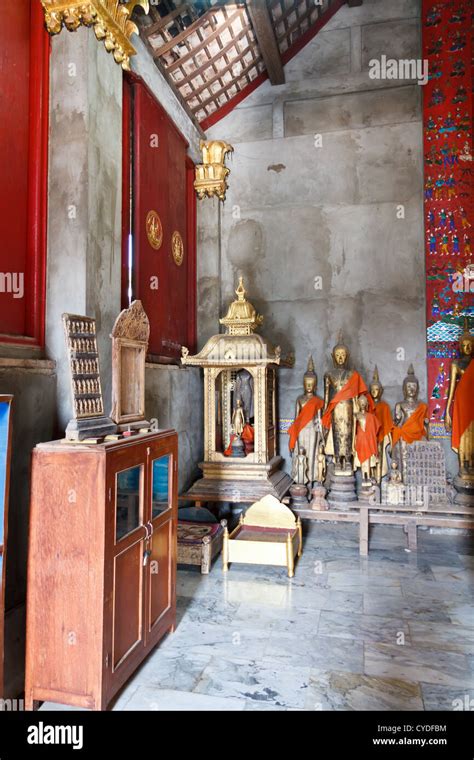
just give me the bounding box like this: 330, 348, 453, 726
372, 365, 380, 383
219, 277, 263, 335
236, 277, 246, 301
407, 363, 415, 376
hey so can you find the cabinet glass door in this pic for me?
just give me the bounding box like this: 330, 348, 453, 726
151, 455, 171, 518
116, 465, 142, 542
112, 463, 144, 671
147, 451, 175, 640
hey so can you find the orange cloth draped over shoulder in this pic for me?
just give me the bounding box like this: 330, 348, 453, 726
391, 404, 428, 446
374, 400, 394, 443
452, 360, 474, 451
321, 371, 373, 429
288, 396, 324, 452
355, 413, 381, 465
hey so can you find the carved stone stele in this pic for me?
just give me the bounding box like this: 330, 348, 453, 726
110, 300, 150, 427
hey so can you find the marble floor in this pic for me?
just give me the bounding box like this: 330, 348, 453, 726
42, 523, 474, 712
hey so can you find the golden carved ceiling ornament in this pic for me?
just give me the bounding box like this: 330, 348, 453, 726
40, 1, 149, 70
194, 140, 234, 202
171, 231, 184, 267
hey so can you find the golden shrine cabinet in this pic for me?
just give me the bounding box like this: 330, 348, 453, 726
25, 430, 177, 711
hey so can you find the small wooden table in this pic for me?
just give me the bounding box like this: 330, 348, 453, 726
292, 502, 474, 556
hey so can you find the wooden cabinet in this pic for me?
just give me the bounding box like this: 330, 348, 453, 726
25, 430, 177, 711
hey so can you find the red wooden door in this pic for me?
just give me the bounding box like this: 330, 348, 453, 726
0, 2, 30, 336
123, 74, 195, 361
0, 1, 49, 345
133, 81, 170, 358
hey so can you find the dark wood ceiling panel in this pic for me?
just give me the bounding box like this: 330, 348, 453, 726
134, 0, 351, 128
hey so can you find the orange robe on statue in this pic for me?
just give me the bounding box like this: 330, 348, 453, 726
391, 404, 428, 446
288, 396, 324, 452
224, 424, 254, 456
322, 371, 373, 429
355, 413, 381, 465
451, 360, 474, 452
374, 400, 394, 443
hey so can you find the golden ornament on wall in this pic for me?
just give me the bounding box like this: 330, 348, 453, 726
40, 1, 149, 70
146, 210, 163, 250
171, 231, 184, 267
194, 140, 234, 202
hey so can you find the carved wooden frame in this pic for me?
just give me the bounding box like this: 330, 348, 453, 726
110, 300, 150, 426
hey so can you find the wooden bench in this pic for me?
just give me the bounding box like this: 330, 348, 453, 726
292, 502, 474, 555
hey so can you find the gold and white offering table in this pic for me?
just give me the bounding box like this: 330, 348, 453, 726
181, 278, 292, 505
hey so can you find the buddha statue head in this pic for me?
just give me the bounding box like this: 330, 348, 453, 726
357, 394, 369, 413
303, 356, 317, 395
403, 364, 419, 401
332, 331, 350, 368
459, 317, 473, 358
370, 366, 384, 402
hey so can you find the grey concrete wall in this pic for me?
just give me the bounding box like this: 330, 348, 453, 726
0, 359, 56, 696
145, 365, 203, 494
45, 27, 122, 432
201, 0, 442, 473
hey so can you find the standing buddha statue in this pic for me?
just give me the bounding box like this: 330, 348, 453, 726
354, 394, 381, 482
369, 366, 394, 482
391, 364, 429, 479
444, 318, 474, 505
322, 332, 371, 475
288, 356, 324, 485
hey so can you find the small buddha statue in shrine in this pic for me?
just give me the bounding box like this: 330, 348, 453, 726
354, 394, 381, 482
444, 318, 474, 505
234, 369, 254, 423
369, 366, 394, 482
288, 356, 324, 486
232, 399, 245, 437
391, 365, 429, 480
228, 400, 246, 457
322, 332, 371, 475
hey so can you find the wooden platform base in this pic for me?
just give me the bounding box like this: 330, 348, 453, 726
292, 502, 474, 556
181, 462, 292, 505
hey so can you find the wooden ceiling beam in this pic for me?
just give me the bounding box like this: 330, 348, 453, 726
168, 21, 250, 79
144, 5, 192, 38
164, 9, 247, 72
186, 40, 255, 99
195, 54, 263, 112
246, 0, 284, 85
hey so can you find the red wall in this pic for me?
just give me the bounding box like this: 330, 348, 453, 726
123, 73, 197, 361
422, 0, 473, 436
0, 0, 49, 347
